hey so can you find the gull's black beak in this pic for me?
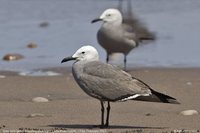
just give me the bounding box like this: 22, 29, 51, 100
61, 56, 76, 63
91, 18, 102, 23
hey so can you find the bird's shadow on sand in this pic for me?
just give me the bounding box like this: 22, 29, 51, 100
48, 124, 166, 130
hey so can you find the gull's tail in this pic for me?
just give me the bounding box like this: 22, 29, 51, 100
134, 89, 180, 104
132, 77, 180, 104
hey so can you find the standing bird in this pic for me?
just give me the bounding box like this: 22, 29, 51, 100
92, 8, 137, 70
92, 8, 155, 70
61, 45, 179, 128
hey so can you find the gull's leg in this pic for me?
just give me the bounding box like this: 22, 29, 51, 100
124, 55, 127, 71
106, 53, 109, 63
100, 101, 105, 126
105, 101, 110, 127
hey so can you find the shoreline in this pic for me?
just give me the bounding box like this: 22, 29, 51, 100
1, 66, 200, 76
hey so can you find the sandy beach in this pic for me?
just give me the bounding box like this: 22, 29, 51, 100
0, 68, 199, 133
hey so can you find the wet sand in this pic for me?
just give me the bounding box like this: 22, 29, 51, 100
0, 68, 200, 133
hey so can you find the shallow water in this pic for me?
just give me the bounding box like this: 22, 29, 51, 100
0, 0, 200, 72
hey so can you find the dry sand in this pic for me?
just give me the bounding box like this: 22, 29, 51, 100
0, 68, 199, 133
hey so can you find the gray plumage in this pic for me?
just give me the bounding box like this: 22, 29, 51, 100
73, 61, 151, 102
97, 22, 138, 55
61, 45, 179, 128
92, 8, 139, 69
92, 8, 155, 69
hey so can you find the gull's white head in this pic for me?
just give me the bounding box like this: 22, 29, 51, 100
92, 8, 122, 25
61, 45, 99, 63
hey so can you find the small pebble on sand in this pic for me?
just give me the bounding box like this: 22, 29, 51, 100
186, 82, 192, 86
0, 75, 6, 78
0, 124, 6, 129
32, 97, 49, 103
27, 113, 45, 118
27, 42, 38, 48
145, 113, 153, 116
3, 53, 24, 61
180, 110, 198, 116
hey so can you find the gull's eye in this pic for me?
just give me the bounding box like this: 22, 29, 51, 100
81, 51, 85, 54
106, 14, 111, 17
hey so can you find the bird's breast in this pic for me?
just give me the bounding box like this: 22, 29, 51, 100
97, 25, 135, 54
